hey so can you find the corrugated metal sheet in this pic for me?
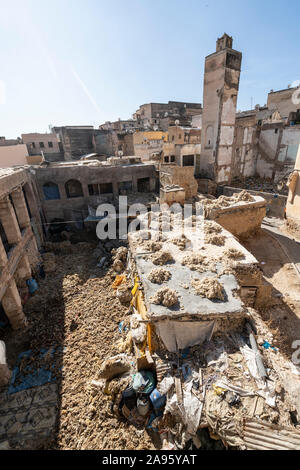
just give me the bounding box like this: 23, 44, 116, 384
243, 418, 300, 450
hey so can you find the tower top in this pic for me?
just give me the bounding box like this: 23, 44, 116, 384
216, 33, 233, 52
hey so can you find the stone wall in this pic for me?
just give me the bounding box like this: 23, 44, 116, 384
223, 186, 287, 218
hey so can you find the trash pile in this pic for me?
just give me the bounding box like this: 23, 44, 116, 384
98, 295, 300, 450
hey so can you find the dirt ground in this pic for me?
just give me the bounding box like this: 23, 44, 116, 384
243, 229, 300, 358
3, 240, 156, 450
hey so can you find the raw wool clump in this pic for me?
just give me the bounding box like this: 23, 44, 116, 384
201, 196, 232, 209
191, 277, 225, 300
147, 267, 171, 284
233, 190, 254, 203
98, 354, 132, 380
113, 259, 125, 273
106, 374, 132, 400
182, 253, 205, 270
150, 287, 178, 307
204, 220, 222, 235
151, 250, 173, 266
144, 241, 162, 252
171, 234, 189, 251
224, 248, 245, 260
112, 246, 128, 262
42, 252, 56, 273
116, 283, 132, 305
44, 240, 74, 254
205, 234, 226, 246
112, 246, 128, 272
130, 313, 147, 343
117, 332, 133, 353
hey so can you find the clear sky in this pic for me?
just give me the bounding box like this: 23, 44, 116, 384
0, 0, 299, 138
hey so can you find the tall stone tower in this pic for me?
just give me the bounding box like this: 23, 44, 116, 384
200, 33, 242, 183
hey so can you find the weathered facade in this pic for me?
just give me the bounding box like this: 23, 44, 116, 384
162, 126, 201, 174
0, 144, 29, 168
34, 159, 158, 223
133, 131, 168, 161
286, 146, 300, 238
22, 133, 63, 162
0, 168, 42, 345
200, 33, 242, 183
267, 87, 300, 120
133, 101, 202, 131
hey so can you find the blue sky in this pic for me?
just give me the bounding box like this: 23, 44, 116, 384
0, 0, 299, 138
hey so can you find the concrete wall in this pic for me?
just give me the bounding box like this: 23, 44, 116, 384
0, 145, 28, 168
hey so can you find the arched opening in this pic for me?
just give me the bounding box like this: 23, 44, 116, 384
43, 182, 60, 200
65, 179, 83, 198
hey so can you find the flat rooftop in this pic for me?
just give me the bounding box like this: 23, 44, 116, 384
129, 212, 257, 321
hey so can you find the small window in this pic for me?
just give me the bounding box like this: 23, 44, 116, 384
88, 184, 99, 196
32, 142, 36, 149
39, 142, 45, 148
119, 181, 132, 194
65, 179, 83, 198
170, 155, 175, 162
100, 183, 113, 194
275, 128, 278, 134
179, 134, 182, 139
164, 156, 169, 163
172, 135, 175, 142
182, 155, 194, 167
48, 141, 53, 148
43, 182, 60, 200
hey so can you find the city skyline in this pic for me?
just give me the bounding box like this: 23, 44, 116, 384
0, 0, 299, 138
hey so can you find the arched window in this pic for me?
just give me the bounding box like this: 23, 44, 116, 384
43, 182, 60, 200
205, 125, 214, 148
65, 179, 83, 198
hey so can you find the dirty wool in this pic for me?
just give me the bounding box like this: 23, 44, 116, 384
24, 242, 155, 450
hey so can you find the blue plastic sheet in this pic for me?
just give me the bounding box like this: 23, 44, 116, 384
8, 348, 58, 394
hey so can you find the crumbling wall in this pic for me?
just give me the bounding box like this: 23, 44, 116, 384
209, 205, 266, 240
160, 166, 198, 199
223, 187, 287, 218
